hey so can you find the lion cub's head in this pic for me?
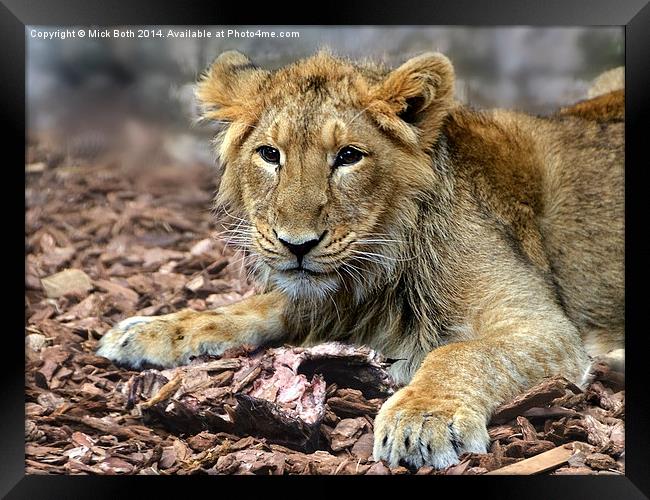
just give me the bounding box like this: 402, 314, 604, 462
196, 50, 455, 301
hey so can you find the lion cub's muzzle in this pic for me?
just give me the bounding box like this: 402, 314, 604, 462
275, 230, 327, 267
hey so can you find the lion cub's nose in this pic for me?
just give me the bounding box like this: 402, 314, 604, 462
277, 232, 326, 265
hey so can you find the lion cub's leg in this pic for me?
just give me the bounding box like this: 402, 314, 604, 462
97, 291, 287, 369
373, 281, 590, 469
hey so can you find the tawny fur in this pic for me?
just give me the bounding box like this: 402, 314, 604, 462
98, 50, 624, 469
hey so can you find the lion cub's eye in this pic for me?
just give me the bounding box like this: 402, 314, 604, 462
257, 145, 281, 165
334, 146, 365, 167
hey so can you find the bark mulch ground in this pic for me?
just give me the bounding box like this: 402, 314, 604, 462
25, 143, 625, 475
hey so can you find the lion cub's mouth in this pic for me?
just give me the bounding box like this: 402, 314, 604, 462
283, 266, 329, 277
271, 264, 341, 300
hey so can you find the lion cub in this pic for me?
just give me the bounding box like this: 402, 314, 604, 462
98, 51, 624, 469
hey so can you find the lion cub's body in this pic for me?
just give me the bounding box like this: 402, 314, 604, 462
97, 51, 623, 469
285, 105, 624, 385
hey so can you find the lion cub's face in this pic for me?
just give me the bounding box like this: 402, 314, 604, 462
197, 51, 455, 301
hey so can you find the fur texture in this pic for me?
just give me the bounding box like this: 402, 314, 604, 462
98, 51, 624, 469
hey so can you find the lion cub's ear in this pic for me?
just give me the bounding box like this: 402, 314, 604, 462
195, 50, 269, 123
369, 52, 455, 148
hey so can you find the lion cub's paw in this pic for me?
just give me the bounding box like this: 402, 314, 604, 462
97, 315, 196, 369
372, 385, 489, 469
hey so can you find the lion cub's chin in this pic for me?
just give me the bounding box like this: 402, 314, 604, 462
271, 269, 341, 302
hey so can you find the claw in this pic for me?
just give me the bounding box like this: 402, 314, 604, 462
373, 387, 489, 469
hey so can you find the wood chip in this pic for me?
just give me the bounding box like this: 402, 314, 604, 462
41, 269, 93, 298
486, 443, 576, 475
490, 376, 579, 425
140, 374, 183, 410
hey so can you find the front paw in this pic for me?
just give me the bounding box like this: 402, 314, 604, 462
96, 316, 179, 369
96, 312, 231, 370
372, 385, 489, 469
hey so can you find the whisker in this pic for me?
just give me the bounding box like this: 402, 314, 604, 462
211, 120, 259, 132
350, 248, 419, 263
341, 262, 372, 287
334, 266, 361, 290
355, 239, 406, 245
227, 251, 251, 270
346, 104, 374, 127
219, 222, 254, 230
219, 204, 250, 224
331, 266, 350, 293
218, 229, 253, 238
245, 257, 263, 285
327, 291, 341, 323
340, 266, 362, 289
215, 213, 255, 250
223, 232, 252, 249
349, 250, 401, 262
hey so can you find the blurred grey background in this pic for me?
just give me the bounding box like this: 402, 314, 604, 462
26, 26, 623, 169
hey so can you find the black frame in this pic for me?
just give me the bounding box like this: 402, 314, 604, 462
6, 0, 650, 498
